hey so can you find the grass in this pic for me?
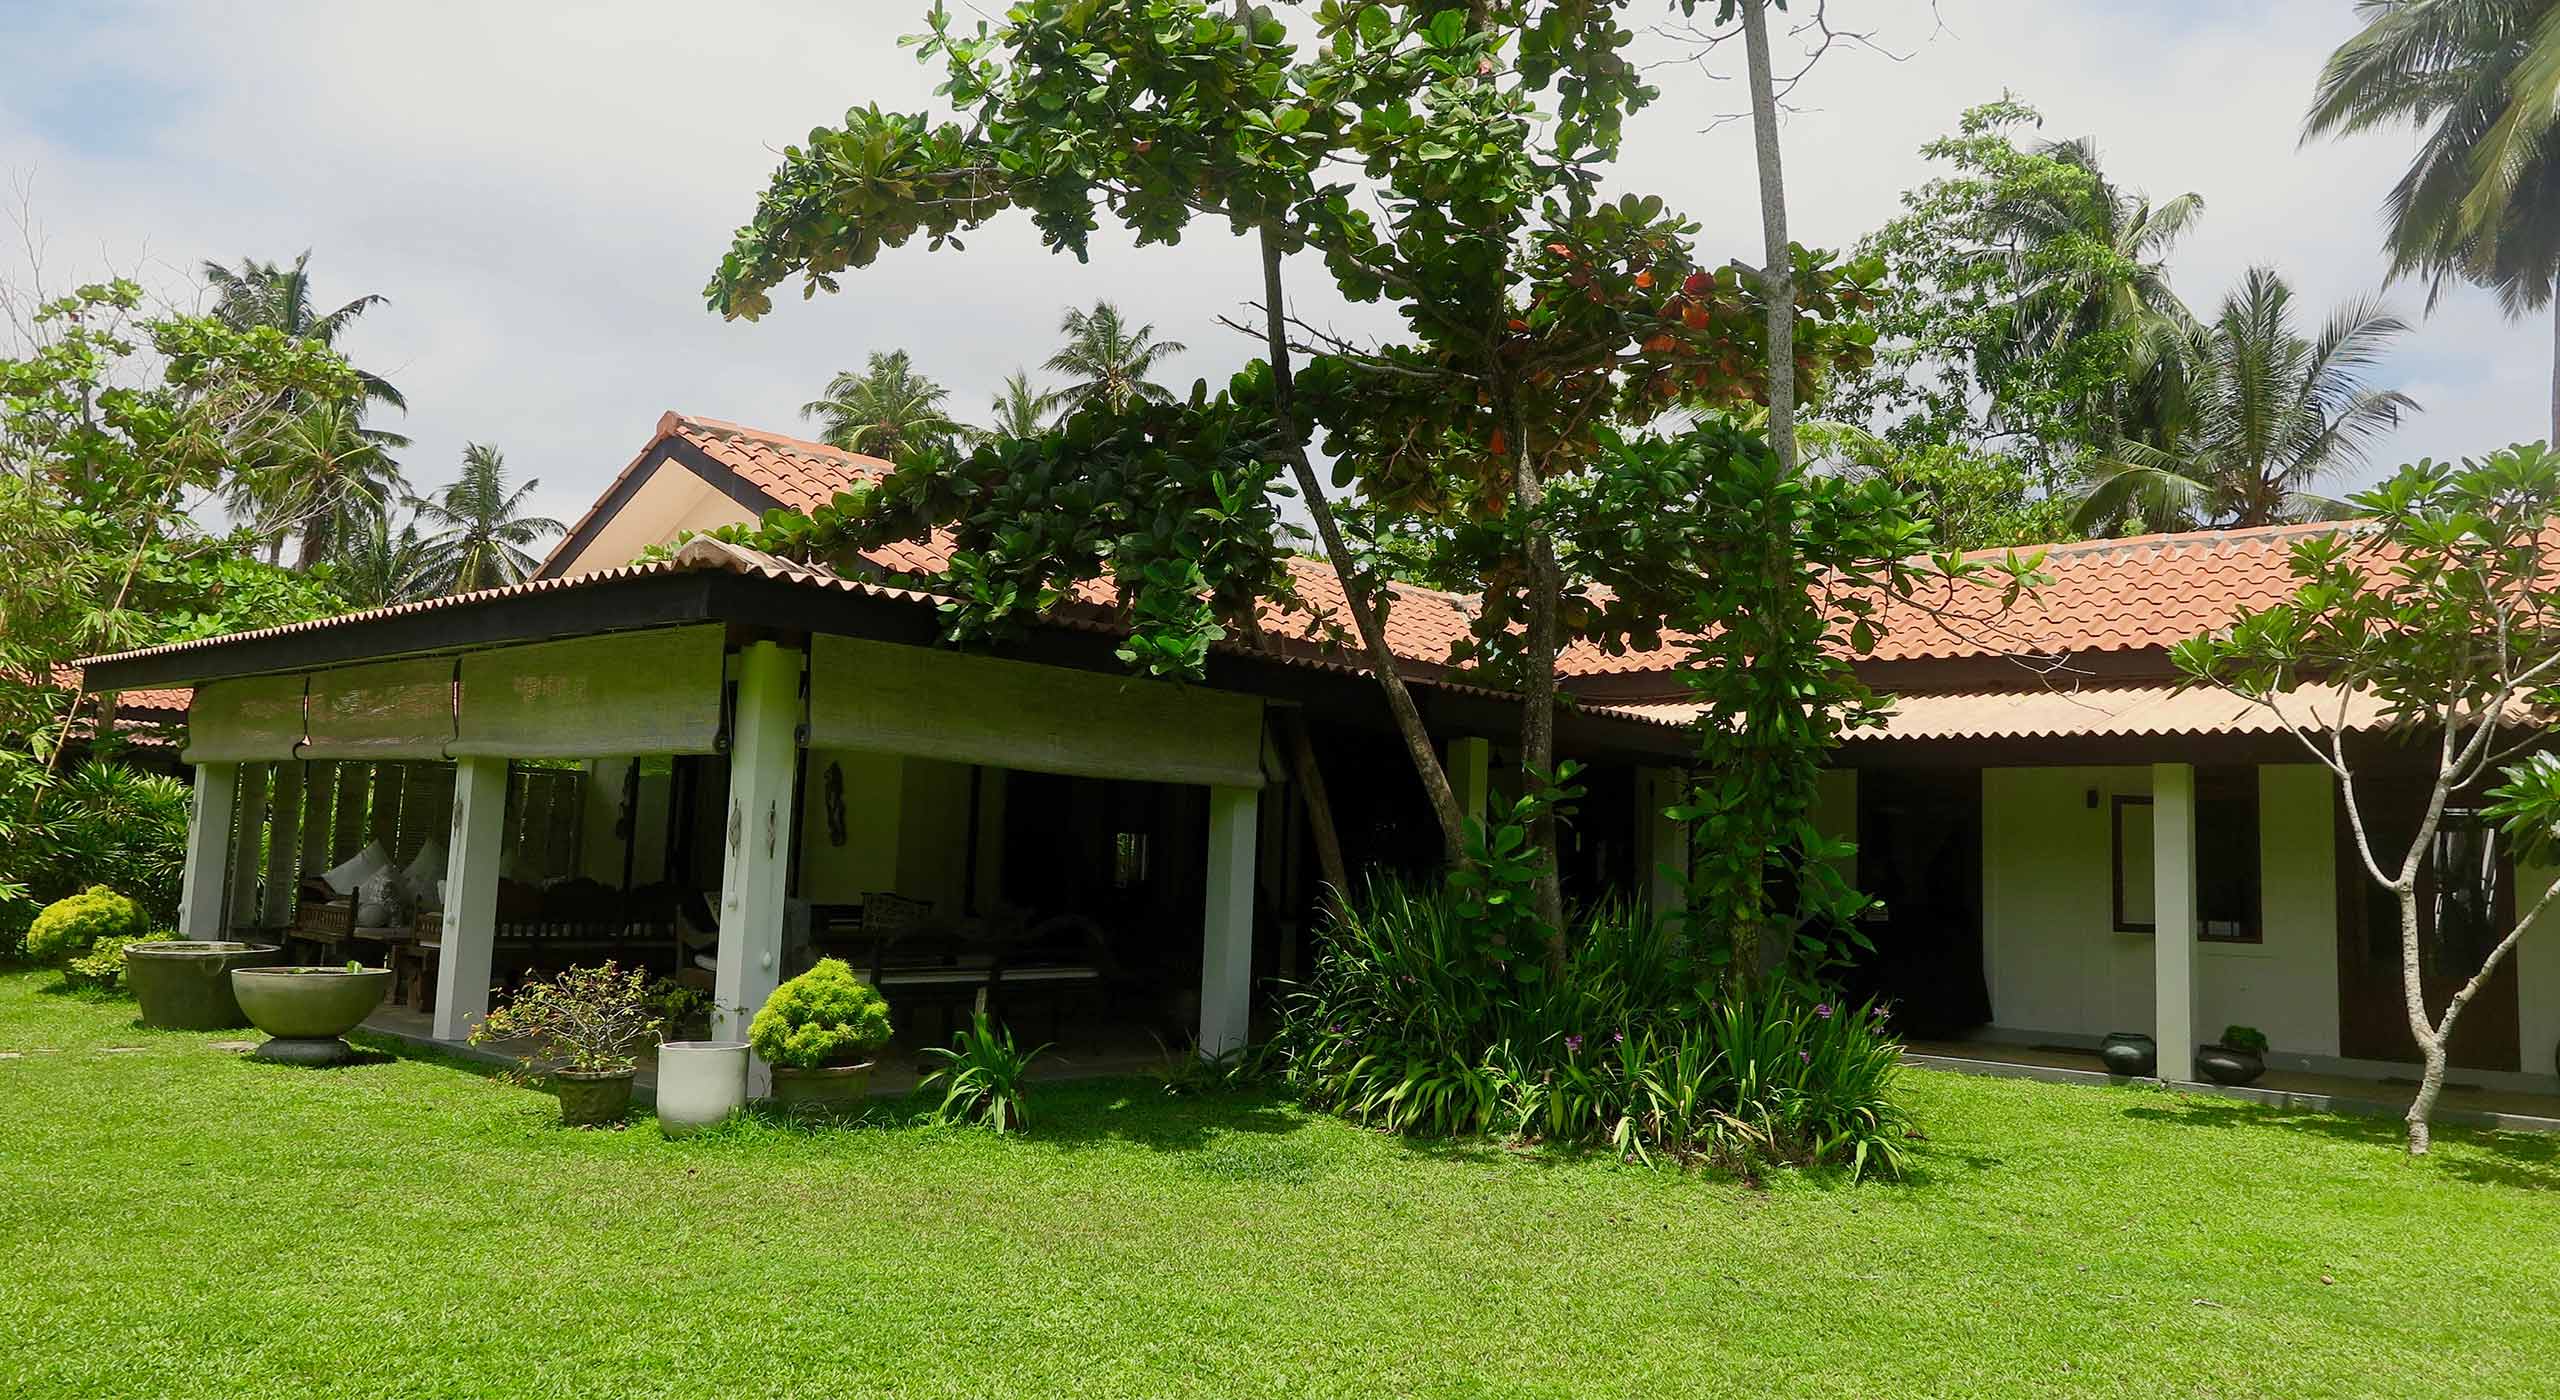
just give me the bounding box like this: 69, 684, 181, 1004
3, 969, 2558, 1399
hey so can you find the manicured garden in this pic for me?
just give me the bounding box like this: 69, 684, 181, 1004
4, 969, 2557, 1399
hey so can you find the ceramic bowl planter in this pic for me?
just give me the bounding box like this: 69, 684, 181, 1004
555, 1068, 638, 1127
231, 965, 392, 1064
2098, 1031, 2158, 1078
769, 1060, 878, 1111
2197, 1043, 2267, 1086
657, 1040, 750, 1136
125, 941, 280, 1030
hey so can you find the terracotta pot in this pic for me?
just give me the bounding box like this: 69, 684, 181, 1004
125, 942, 280, 1030
769, 1060, 878, 1111
554, 1068, 637, 1127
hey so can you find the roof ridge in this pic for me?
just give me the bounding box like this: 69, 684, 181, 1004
671, 412, 893, 469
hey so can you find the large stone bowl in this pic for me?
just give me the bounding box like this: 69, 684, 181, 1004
231, 966, 393, 1065
126, 941, 280, 1030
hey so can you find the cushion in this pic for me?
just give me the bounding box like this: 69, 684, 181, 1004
355, 867, 408, 928
402, 840, 447, 911
319, 842, 389, 899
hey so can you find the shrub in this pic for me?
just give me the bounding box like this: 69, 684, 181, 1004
470, 962, 663, 1073
1268, 880, 1915, 1179
2219, 1025, 2269, 1055
0, 760, 190, 938
749, 958, 893, 1070
25, 885, 148, 964
63, 930, 178, 993
920, 1011, 1046, 1132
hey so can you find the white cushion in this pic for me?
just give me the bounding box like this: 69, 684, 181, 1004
319, 841, 390, 899
356, 867, 408, 928
402, 840, 447, 909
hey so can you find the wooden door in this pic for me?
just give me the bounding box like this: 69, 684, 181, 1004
2335, 782, 2521, 1072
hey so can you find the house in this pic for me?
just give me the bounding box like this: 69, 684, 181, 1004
75, 413, 2560, 1095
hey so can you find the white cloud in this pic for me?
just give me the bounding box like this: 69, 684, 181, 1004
3, 0, 2546, 532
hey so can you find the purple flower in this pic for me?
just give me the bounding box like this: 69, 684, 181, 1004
1565, 1034, 1584, 1054
1612, 1030, 1625, 1045
1814, 1002, 1834, 1020
1799, 1050, 1812, 1063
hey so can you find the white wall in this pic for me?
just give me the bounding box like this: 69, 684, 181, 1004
796, 748, 904, 905
1981, 766, 2158, 1042
2518, 859, 2560, 1083
553, 459, 756, 577
2194, 765, 2340, 1058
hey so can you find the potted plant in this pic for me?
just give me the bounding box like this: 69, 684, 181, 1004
2198, 1025, 2269, 1086
471, 962, 662, 1127
749, 958, 893, 1110
232, 961, 394, 1064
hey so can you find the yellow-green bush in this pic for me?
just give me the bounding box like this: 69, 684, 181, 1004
26, 886, 147, 964
749, 958, 893, 1070
64, 930, 177, 993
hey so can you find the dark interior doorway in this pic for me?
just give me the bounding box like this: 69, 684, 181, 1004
2336, 779, 2521, 1072
1846, 767, 1989, 1037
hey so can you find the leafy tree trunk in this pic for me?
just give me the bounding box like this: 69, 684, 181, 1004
2396, 879, 2444, 1154
1513, 397, 1568, 959
1728, 0, 1795, 986
1254, 230, 1468, 867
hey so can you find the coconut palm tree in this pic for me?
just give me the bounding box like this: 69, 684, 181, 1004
800, 350, 967, 459
201, 252, 406, 411
415, 443, 564, 594
1039, 302, 1185, 416
240, 399, 413, 569
1979, 135, 2203, 445
983, 369, 1048, 442
2306, 1, 2560, 439
332, 511, 440, 608
2073, 267, 2418, 532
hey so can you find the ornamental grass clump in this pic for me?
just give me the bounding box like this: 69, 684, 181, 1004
1268, 879, 1915, 1179
748, 958, 892, 1070
25, 886, 148, 964
920, 1011, 1046, 1133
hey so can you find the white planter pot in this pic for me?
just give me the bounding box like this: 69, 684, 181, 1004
656, 1040, 749, 1136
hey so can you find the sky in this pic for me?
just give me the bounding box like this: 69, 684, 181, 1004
0, 0, 2543, 535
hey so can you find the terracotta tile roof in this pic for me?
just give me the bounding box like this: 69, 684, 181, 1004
1608, 682, 2399, 741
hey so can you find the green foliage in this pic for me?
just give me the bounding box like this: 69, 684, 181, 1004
1822, 438, 2074, 552
63, 930, 176, 994
470, 962, 663, 1074
1842, 97, 2197, 503
2218, 1025, 2269, 1056
0, 758, 190, 946
643, 977, 713, 1036
919, 1011, 1047, 1133
800, 349, 970, 460
412, 443, 562, 594
748, 958, 893, 1070
1267, 881, 1912, 1177
26, 886, 148, 965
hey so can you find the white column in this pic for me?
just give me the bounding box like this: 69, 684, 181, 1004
177, 762, 241, 941
261, 762, 304, 928
433, 755, 509, 1041
1639, 766, 1689, 922
715, 642, 805, 1094
1447, 735, 1492, 835
227, 762, 271, 930
2153, 762, 2198, 1083
1199, 783, 1261, 1057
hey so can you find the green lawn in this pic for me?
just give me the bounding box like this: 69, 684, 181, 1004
3, 970, 2556, 1399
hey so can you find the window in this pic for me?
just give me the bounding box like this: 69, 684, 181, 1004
2111, 769, 2260, 940
1112, 831, 1152, 890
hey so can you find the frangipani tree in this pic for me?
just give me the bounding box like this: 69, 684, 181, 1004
704, 0, 1889, 943
2174, 443, 2560, 1153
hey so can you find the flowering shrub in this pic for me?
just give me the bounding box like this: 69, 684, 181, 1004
471, 962, 662, 1074
1268, 881, 1913, 1179
749, 958, 893, 1070
26, 885, 148, 964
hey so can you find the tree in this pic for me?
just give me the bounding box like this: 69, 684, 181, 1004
248, 398, 413, 569
983, 369, 1049, 442
333, 510, 440, 608
1843, 98, 2201, 499
2306, 1, 2560, 439
202, 251, 406, 411
2175, 444, 2560, 1153
1039, 301, 1185, 417
2075, 267, 2418, 532
800, 349, 968, 458
704, 1, 1882, 944
415, 443, 564, 594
